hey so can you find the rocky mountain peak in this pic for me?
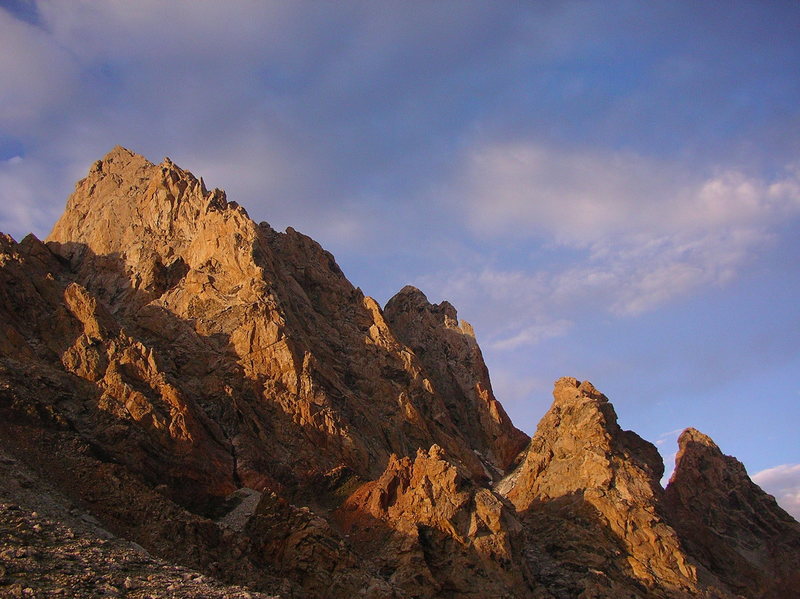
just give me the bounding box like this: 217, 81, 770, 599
675, 426, 717, 449
95, 144, 145, 166
498, 377, 664, 503
552, 375, 605, 402
392, 284, 429, 304
11, 147, 530, 489
51, 146, 243, 252
498, 378, 699, 592
384, 285, 529, 472
386, 285, 467, 334
665, 427, 800, 598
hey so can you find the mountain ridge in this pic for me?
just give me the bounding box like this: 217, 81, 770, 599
0, 147, 797, 598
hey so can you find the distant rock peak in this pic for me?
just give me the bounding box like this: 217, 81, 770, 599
395, 284, 428, 301
84, 147, 232, 217
665, 426, 800, 597
101, 144, 141, 162
386, 285, 472, 336
385, 284, 529, 473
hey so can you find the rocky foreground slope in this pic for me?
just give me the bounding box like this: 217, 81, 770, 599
0, 147, 798, 598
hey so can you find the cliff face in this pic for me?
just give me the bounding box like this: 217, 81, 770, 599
335, 444, 536, 598
0, 147, 797, 599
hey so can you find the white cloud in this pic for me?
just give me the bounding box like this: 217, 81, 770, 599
462, 141, 800, 245
661, 452, 679, 489
491, 318, 573, 351
425, 142, 800, 347
655, 428, 685, 487
0, 10, 79, 127
417, 267, 553, 350
36, 1, 298, 64
488, 369, 549, 408
752, 463, 800, 521
655, 428, 685, 448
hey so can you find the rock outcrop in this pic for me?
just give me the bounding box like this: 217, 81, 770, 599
336, 444, 536, 598
0, 147, 797, 598
665, 428, 800, 599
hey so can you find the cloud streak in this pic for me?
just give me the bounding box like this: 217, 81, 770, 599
0, 9, 78, 128
0, 156, 69, 239
461, 141, 800, 248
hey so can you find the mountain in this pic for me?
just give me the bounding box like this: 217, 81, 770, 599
0, 147, 797, 598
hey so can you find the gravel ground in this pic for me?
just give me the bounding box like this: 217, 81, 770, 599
0, 448, 279, 599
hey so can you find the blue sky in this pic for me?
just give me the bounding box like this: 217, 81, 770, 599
1, 1, 798, 517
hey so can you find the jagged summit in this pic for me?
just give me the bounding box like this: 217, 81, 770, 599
385, 284, 528, 471
393, 284, 428, 300
496, 378, 699, 593
100, 143, 139, 162
42, 147, 530, 486
552, 375, 607, 401
675, 426, 717, 448
1, 147, 797, 598
50, 146, 240, 255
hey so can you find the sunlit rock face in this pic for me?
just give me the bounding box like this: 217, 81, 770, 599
335, 444, 534, 598
0, 147, 797, 598
44, 145, 526, 492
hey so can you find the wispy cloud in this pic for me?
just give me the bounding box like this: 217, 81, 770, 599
752, 463, 800, 521
655, 428, 685, 448
491, 318, 573, 351
488, 369, 550, 409
420, 142, 800, 351
655, 428, 685, 486
461, 140, 800, 248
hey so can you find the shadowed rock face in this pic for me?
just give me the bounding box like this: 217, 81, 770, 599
0, 147, 797, 598
665, 428, 800, 599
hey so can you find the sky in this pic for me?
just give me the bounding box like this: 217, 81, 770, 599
1, 1, 798, 518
